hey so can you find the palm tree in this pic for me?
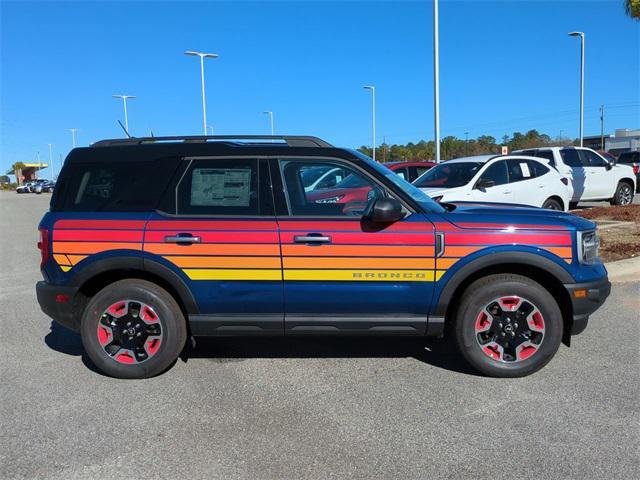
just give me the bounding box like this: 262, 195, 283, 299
625, 0, 640, 19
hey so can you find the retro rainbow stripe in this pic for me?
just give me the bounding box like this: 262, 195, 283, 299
51, 218, 573, 280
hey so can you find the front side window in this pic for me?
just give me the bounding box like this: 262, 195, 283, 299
479, 161, 509, 186
413, 162, 483, 188
580, 150, 607, 167
176, 159, 260, 215
560, 149, 583, 167
280, 160, 379, 217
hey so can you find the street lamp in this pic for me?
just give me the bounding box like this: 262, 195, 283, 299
433, 0, 441, 163
568, 31, 585, 147
48, 143, 53, 177
68, 128, 78, 148
112, 94, 136, 134
184, 50, 219, 135
363, 85, 376, 162
262, 111, 274, 136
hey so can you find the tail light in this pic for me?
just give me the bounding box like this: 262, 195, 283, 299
37, 228, 49, 269
560, 177, 569, 186
633, 164, 639, 176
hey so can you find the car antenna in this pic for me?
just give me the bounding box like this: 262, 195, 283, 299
117, 120, 132, 138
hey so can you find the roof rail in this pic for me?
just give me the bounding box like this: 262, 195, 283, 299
91, 135, 334, 148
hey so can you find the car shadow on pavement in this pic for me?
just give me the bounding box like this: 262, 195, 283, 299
43, 321, 479, 377
185, 336, 480, 376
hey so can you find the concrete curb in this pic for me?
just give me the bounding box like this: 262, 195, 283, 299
605, 257, 640, 283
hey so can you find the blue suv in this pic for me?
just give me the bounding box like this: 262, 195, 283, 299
36, 135, 610, 378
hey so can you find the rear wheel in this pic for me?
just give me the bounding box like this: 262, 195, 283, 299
81, 279, 186, 379
611, 181, 634, 205
542, 198, 563, 211
453, 274, 563, 377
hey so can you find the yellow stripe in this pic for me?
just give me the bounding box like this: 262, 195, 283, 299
60, 265, 72, 272
184, 269, 282, 280
284, 269, 443, 282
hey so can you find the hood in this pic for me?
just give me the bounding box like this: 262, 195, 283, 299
441, 201, 596, 231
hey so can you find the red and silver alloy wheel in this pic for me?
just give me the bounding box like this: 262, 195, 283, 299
97, 300, 163, 364
474, 296, 545, 363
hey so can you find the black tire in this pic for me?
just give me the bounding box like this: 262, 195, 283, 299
542, 198, 563, 211
453, 274, 563, 378
81, 279, 187, 379
611, 181, 634, 206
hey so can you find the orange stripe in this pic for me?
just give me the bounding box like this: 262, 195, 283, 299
544, 246, 573, 258
442, 246, 482, 257
144, 243, 280, 256
282, 245, 435, 257
164, 256, 282, 269
284, 257, 436, 269
67, 254, 88, 265
53, 254, 70, 266
436, 258, 459, 269
53, 242, 142, 254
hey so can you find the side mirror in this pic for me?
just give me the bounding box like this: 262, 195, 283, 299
474, 178, 495, 190
605, 162, 612, 170
368, 198, 404, 223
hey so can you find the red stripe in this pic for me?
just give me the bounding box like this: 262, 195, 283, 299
53, 230, 144, 242
446, 232, 572, 246
146, 220, 277, 231
144, 231, 279, 243
277, 220, 434, 232
434, 221, 569, 231
279, 232, 435, 245
54, 219, 146, 230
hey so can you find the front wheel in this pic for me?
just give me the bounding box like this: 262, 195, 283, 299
81, 279, 187, 379
453, 274, 563, 377
611, 181, 634, 205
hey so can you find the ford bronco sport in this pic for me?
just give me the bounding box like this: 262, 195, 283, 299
37, 135, 611, 379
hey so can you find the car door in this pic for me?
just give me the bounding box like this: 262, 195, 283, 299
471, 160, 514, 204
559, 148, 586, 201
506, 158, 545, 207
579, 149, 613, 199
273, 157, 436, 335
143, 157, 284, 334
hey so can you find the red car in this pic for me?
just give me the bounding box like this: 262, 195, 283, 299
307, 161, 436, 211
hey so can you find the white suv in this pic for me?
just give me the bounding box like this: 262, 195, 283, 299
413, 155, 571, 211
513, 147, 636, 206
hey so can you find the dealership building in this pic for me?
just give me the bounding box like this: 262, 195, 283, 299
584, 128, 640, 154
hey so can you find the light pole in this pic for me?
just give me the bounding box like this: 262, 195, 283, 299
363, 85, 376, 162
208, 125, 215, 136
599, 104, 605, 150
112, 94, 136, 134
568, 31, 585, 147
184, 50, 219, 135
48, 143, 53, 177
433, 0, 441, 163
262, 111, 274, 136
68, 128, 78, 148
464, 131, 469, 155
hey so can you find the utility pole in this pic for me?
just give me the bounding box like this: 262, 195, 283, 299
363, 86, 376, 161
600, 104, 605, 150
464, 131, 469, 155
48, 144, 53, 178
433, 0, 441, 163
568, 32, 585, 146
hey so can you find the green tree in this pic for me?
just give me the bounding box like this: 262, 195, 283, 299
625, 0, 640, 19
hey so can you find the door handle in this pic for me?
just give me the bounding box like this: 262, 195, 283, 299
294, 234, 332, 244
164, 234, 201, 244
503, 190, 512, 194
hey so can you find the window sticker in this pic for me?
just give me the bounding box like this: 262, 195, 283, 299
190, 168, 251, 207
519, 162, 531, 178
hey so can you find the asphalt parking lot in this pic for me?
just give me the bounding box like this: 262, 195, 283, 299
1, 190, 638, 480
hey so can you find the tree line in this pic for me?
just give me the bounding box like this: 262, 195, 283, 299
358, 129, 576, 162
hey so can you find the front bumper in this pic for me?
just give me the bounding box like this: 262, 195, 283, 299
564, 276, 611, 335
36, 281, 81, 332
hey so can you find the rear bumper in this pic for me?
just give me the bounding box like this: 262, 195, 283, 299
564, 276, 611, 335
36, 281, 80, 332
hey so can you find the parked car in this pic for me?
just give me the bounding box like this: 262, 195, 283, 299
16, 182, 34, 193
615, 151, 640, 193
512, 147, 636, 206
301, 165, 349, 192
413, 155, 571, 211
385, 161, 436, 182
37, 135, 610, 379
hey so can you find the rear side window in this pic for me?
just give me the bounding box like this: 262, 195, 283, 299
507, 159, 539, 182
534, 150, 555, 166
175, 158, 267, 216
560, 149, 583, 167
60, 158, 178, 211
528, 160, 550, 177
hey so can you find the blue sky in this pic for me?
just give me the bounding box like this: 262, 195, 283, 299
1, 0, 638, 178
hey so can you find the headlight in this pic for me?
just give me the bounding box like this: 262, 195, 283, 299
577, 230, 600, 264
315, 195, 344, 204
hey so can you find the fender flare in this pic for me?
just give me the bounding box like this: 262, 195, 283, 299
69, 254, 199, 314
432, 251, 574, 317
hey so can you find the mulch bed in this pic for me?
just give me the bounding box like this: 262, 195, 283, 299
573, 205, 640, 262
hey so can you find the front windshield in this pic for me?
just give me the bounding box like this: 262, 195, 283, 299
350, 150, 445, 213
413, 162, 483, 188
